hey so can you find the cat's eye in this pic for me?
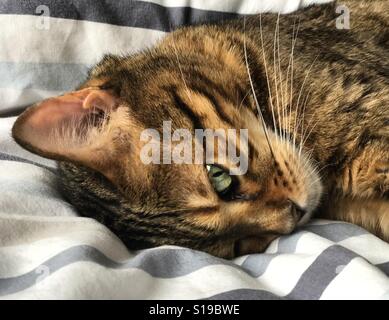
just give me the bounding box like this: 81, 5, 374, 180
206, 165, 233, 196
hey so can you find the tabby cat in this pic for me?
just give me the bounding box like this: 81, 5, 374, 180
12, 0, 389, 258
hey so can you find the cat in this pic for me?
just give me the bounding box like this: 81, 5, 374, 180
12, 0, 389, 258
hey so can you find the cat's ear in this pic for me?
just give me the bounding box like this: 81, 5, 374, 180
12, 88, 120, 170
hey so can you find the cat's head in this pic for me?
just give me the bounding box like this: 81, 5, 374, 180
12, 27, 322, 258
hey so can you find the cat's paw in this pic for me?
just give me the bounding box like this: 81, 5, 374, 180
342, 160, 389, 199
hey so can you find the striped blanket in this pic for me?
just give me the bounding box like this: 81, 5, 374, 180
0, 0, 388, 300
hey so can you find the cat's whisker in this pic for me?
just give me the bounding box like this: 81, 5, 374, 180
299, 86, 312, 130
303, 148, 316, 167
244, 16, 276, 158
289, 18, 299, 127
297, 88, 314, 157
295, 116, 320, 177
305, 161, 319, 181
299, 92, 321, 155
299, 119, 319, 158
292, 55, 318, 151
286, 20, 308, 174
237, 89, 251, 112
294, 133, 318, 180
257, 15, 279, 146
170, 32, 193, 103
303, 160, 322, 188
273, 13, 283, 143
276, 13, 289, 145
285, 18, 300, 153
295, 86, 312, 156
306, 161, 324, 189
307, 176, 322, 190
313, 162, 335, 177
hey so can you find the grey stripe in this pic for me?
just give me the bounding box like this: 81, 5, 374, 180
0, 0, 244, 32
0, 244, 294, 297
277, 231, 306, 252
205, 289, 284, 300
0, 62, 89, 92
285, 245, 358, 300
376, 262, 389, 276
0, 246, 243, 296
239, 224, 366, 279
239, 223, 374, 279
0, 108, 26, 117
240, 232, 307, 277
0, 232, 385, 297
303, 223, 368, 242
0, 241, 329, 296
0, 152, 57, 173
240, 253, 279, 278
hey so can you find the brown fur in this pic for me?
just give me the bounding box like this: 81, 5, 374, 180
12, 0, 389, 258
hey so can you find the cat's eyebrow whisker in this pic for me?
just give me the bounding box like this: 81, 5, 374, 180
244, 16, 276, 159
275, 13, 288, 146
273, 13, 283, 143
237, 89, 251, 112
292, 54, 319, 151
300, 86, 312, 125
297, 87, 313, 155
298, 90, 321, 157
170, 31, 193, 103
277, 18, 286, 145
285, 17, 300, 153
256, 15, 279, 145
294, 86, 312, 156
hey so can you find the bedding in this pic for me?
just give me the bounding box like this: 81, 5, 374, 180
1, 117, 389, 299
0, 0, 388, 300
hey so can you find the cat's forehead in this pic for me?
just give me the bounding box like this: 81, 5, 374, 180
88, 47, 248, 112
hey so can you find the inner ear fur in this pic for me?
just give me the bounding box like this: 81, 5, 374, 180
12, 87, 120, 171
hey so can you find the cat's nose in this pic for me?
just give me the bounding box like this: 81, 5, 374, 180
289, 201, 307, 222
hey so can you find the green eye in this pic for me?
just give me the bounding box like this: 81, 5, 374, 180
206, 165, 233, 195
